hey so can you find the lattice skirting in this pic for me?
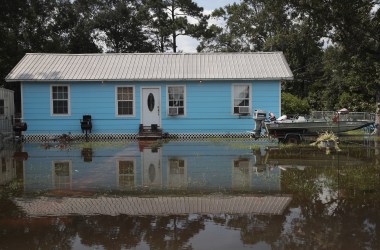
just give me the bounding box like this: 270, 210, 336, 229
23, 132, 253, 142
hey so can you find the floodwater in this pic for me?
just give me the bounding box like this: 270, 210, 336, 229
0, 137, 379, 250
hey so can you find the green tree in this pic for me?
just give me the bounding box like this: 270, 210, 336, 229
199, 0, 379, 112
147, 0, 172, 52
197, 0, 324, 99
197, 1, 270, 52
0, 0, 25, 89
148, 0, 209, 52
281, 92, 310, 115
0, 0, 101, 85
289, 0, 380, 111
92, 0, 156, 53
67, 0, 101, 53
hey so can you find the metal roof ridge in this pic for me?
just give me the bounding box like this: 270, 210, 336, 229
24, 51, 285, 56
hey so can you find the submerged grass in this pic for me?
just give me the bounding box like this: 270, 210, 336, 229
38, 140, 129, 150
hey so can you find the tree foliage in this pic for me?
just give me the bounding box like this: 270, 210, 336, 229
281, 92, 310, 115
93, 0, 155, 52
148, 0, 209, 52
198, 0, 380, 112
0, 0, 208, 86
0, 0, 379, 112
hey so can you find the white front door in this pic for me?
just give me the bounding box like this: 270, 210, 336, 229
141, 88, 160, 127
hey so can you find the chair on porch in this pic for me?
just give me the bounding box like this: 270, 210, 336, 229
80, 115, 92, 134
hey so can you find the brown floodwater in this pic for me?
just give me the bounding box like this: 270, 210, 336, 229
0, 137, 379, 249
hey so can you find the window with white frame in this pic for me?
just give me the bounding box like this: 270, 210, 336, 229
116, 86, 134, 116
167, 86, 185, 116
233, 84, 251, 114
51, 85, 70, 115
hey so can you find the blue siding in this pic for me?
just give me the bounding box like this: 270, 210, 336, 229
252, 81, 280, 117
22, 80, 280, 135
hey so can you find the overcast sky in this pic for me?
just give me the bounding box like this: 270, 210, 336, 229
196, 0, 240, 10
177, 0, 241, 52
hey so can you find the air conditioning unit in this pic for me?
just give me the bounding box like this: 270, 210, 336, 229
168, 107, 178, 116
238, 106, 250, 114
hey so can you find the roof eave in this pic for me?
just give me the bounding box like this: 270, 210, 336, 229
5, 77, 294, 82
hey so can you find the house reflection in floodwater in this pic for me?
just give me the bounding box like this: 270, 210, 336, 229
0, 146, 26, 186
52, 160, 72, 190
5, 140, 369, 195
2, 140, 379, 250
18, 140, 281, 194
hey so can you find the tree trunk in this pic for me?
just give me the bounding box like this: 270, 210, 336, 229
160, 35, 164, 52
171, 0, 176, 52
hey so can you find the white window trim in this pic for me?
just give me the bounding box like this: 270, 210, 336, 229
115, 85, 135, 117
52, 160, 72, 188
167, 158, 187, 188
167, 158, 187, 173
116, 158, 136, 188
166, 85, 186, 116
231, 83, 252, 115
50, 84, 71, 116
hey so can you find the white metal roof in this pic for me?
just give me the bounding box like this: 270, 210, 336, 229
5, 52, 293, 82
14, 195, 292, 216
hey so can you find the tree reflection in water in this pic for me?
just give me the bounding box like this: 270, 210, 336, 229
0, 140, 380, 249
1, 181, 380, 249
0, 211, 287, 249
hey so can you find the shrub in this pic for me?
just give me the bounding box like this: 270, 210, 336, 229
281, 92, 310, 115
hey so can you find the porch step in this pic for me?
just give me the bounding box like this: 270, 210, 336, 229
138, 125, 162, 139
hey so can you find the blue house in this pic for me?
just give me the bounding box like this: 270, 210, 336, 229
5, 53, 293, 140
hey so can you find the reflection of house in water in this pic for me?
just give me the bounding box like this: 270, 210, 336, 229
0, 149, 16, 185
15, 141, 293, 216
81, 148, 93, 162
14, 195, 292, 217
231, 157, 281, 192
142, 146, 162, 189
232, 158, 252, 190
168, 158, 187, 189
22, 141, 282, 193
52, 160, 72, 190
0, 88, 15, 134
117, 159, 136, 190
0, 147, 25, 186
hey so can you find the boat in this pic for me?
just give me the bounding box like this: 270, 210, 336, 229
252, 110, 375, 143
